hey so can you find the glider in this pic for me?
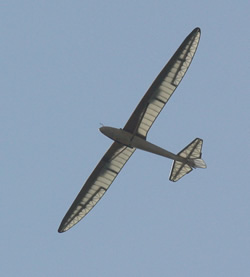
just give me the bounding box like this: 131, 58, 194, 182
58, 27, 206, 233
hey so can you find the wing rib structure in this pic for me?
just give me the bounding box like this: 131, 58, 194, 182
58, 28, 201, 232
123, 27, 200, 138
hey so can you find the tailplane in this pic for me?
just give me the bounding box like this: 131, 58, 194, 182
169, 138, 206, 182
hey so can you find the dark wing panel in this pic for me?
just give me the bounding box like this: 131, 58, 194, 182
58, 142, 135, 232
123, 28, 201, 138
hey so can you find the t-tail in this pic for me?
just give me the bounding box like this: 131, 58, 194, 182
169, 138, 206, 182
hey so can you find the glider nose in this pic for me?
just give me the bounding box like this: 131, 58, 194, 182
99, 126, 109, 136
99, 126, 114, 139
99, 126, 105, 134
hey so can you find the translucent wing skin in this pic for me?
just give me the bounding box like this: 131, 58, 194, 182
58, 142, 135, 233
123, 28, 201, 138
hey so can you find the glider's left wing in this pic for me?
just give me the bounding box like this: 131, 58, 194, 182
123, 28, 201, 138
58, 142, 135, 233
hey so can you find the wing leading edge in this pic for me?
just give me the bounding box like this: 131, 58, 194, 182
123, 27, 201, 138
58, 143, 135, 233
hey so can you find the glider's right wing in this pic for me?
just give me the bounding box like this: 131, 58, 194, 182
123, 28, 201, 138
58, 142, 135, 233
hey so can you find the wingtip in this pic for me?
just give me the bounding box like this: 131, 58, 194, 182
194, 27, 201, 33
58, 227, 63, 233
58, 222, 66, 233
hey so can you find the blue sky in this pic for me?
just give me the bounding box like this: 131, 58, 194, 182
1, 1, 250, 276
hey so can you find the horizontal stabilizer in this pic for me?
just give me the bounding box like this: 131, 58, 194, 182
169, 138, 206, 182
169, 161, 193, 182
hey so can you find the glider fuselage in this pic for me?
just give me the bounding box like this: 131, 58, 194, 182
99, 126, 186, 163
